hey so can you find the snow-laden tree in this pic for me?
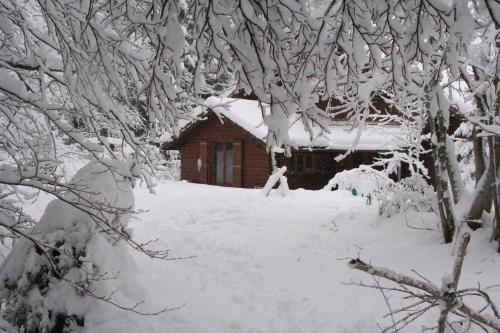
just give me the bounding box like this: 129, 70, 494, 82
453, 2, 499, 249
301, 0, 492, 244
0, 0, 186, 239
0, 0, 194, 330
271, 0, 497, 245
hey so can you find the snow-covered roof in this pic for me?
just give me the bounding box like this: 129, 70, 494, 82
204, 97, 406, 151
166, 97, 407, 151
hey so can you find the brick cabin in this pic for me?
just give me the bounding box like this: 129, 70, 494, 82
164, 111, 272, 188
162, 96, 430, 190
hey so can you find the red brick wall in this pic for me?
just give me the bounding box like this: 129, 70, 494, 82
179, 114, 272, 188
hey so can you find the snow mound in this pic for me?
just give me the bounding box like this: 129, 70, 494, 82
0, 160, 143, 332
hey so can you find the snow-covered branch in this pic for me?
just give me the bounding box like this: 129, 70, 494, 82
349, 232, 500, 332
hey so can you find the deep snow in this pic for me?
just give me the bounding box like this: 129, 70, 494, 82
24, 180, 500, 332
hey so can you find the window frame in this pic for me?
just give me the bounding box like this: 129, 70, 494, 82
288, 153, 315, 175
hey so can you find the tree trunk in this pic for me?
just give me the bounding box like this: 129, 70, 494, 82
426, 81, 455, 243
488, 135, 500, 252
472, 127, 492, 213
466, 163, 493, 230
485, 34, 500, 251
445, 136, 465, 204
459, 66, 496, 230
472, 127, 486, 185
491, 54, 500, 251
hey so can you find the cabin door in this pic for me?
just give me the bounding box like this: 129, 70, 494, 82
214, 142, 234, 185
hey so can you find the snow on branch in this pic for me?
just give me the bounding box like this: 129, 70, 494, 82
348, 233, 500, 332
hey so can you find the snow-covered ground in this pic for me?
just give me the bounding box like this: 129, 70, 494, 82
25, 180, 500, 332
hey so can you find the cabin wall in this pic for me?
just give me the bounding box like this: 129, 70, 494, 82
277, 151, 336, 190
180, 115, 272, 188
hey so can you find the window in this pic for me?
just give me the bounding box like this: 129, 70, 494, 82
215, 143, 224, 183
289, 154, 315, 175
305, 155, 312, 174
352, 153, 361, 169
297, 155, 304, 173
290, 155, 295, 174
214, 142, 234, 185
318, 157, 334, 176
226, 143, 233, 183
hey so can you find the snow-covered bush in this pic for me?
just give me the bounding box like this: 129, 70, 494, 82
160, 150, 181, 180
0, 160, 139, 332
378, 174, 437, 218
323, 165, 393, 198
324, 166, 436, 217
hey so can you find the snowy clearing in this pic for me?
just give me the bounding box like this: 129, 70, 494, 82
25, 181, 500, 332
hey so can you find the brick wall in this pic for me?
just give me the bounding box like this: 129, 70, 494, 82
180, 113, 272, 188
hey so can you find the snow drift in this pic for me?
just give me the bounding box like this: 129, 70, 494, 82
0, 160, 141, 332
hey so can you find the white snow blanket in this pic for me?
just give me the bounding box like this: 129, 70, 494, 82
19, 180, 500, 333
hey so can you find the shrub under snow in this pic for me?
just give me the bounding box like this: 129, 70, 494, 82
377, 175, 437, 217
0, 160, 141, 332
324, 166, 436, 217
323, 165, 393, 197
